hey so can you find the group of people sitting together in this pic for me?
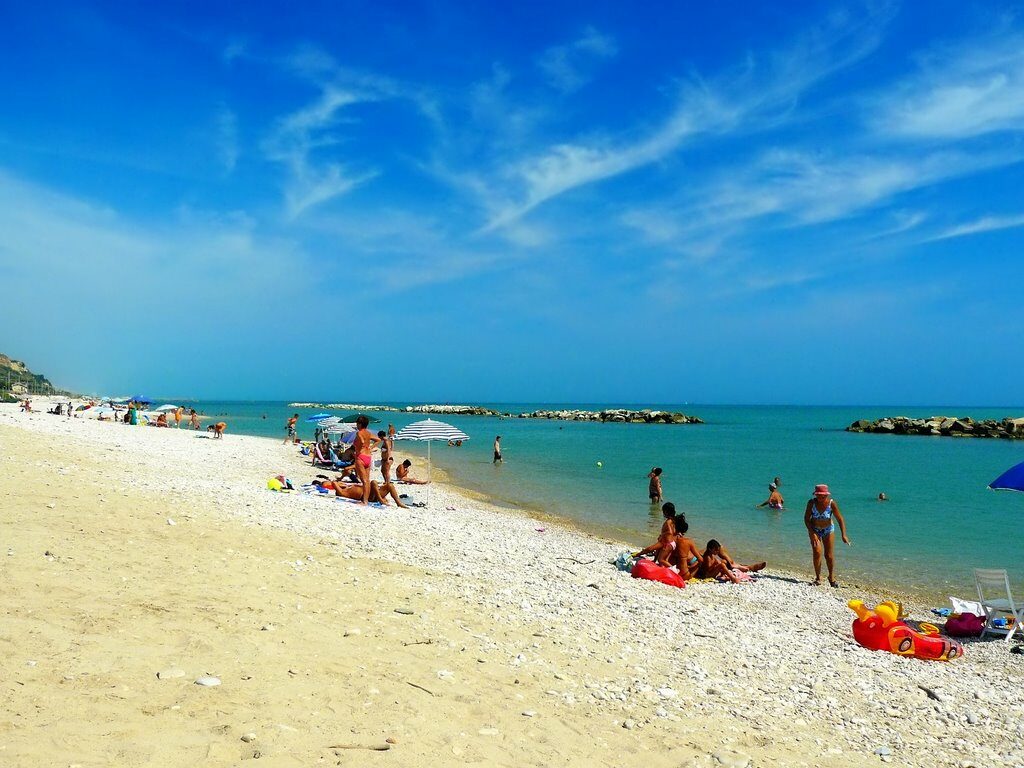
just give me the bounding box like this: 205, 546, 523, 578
307, 415, 428, 507
633, 502, 767, 584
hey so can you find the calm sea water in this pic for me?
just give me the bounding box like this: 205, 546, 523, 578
177, 401, 1024, 599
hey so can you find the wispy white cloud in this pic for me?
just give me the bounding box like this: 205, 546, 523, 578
634, 147, 1021, 240
215, 106, 239, 173
870, 31, 1024, 139
927, 212, 1024, 241
537, 27, 617, 93
262, 85, 379, 218
480, 3, 896, 231
222, 40, 246, 64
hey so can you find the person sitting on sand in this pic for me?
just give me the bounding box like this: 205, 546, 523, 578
668, 516, 706, 578
647, 467, 663, 504
756, 483, 784, 509
155, 412, 169, 427
632, 502, 678, 566
396, 459, 430, 484
804, 483, 851, 588
207, 422, 227, 439
697, 540, 766, 583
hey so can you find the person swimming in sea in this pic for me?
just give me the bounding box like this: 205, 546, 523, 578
647, 467, 663, 504
756, 483, 784, 509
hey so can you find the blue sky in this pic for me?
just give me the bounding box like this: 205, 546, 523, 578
1, 1, 1023, 405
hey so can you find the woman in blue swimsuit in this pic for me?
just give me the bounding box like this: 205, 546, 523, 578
804, 484, 851, 587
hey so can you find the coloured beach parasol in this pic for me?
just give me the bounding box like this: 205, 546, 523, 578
989, 461, 1024, 492
392, 419, 469, 506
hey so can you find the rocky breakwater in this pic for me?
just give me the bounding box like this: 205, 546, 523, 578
848, 415, 1024, 439
403, 404, 503, 416
518, 408, 703, 424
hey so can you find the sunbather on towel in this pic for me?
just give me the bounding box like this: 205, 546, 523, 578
330, 479, 408, 508
696, 540, 766, 583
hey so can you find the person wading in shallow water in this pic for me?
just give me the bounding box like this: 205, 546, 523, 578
493, 435, 502, 464
804, 484, 851, 588
647, 467, 663, 503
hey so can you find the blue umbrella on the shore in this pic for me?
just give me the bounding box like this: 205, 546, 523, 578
306, 413, 332, 422
989, 461, 1024, 492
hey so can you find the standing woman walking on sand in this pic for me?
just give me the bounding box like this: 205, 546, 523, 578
174, 406, 183, 428
804, 484, 851, 587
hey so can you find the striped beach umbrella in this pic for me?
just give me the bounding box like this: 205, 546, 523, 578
393, 419, 470, 505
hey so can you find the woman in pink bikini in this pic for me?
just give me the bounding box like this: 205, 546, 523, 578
352, 415, 381, 505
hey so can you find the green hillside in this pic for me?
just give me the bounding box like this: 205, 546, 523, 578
0, 354, 61, 401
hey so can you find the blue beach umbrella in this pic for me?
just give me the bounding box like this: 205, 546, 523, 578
989, 461, 1024, 492
306, 413, 332, 422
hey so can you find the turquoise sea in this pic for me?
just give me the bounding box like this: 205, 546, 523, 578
173, 401, 1024, 600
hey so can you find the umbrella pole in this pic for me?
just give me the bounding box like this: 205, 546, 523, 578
427, 440, 432, 508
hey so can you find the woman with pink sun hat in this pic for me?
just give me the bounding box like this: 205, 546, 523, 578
804, 484, 851, 587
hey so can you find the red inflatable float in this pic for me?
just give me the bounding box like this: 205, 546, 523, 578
631, 559, 686, 589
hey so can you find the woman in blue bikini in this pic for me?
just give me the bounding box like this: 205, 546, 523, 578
804, 484, 851, 587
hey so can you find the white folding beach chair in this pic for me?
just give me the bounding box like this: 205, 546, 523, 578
974, 569, 1024, 643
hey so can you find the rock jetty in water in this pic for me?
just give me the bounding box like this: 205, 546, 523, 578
847, 415, 1024, 439
515, 408, 703, 424
290, 402, 703, 424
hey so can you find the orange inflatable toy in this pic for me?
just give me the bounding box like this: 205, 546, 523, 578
848, 599, 963, 661
631, 559, 686, 589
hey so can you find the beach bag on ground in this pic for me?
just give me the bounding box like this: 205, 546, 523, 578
944, 613, 984, 638
631, 559, 686, 589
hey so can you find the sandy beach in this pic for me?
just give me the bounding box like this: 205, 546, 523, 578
1, 404, 1021, 767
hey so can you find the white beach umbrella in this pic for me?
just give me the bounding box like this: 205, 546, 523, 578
392, 419, 469, 506
153, 403, 179, 412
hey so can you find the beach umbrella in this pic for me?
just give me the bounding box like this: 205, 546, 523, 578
154, 403, 179, 412
393, 419, 470, 506
989, 461, 1024, 492
131, 395, 151, 404
306, 413, 332, 422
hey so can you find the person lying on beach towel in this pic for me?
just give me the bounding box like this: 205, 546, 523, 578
314, 478, 408, 508
696, 540, 765, 583
396, 459, 430, 484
